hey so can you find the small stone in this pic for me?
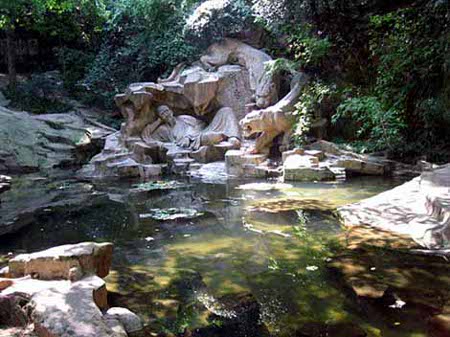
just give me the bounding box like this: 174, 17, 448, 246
105, 307, 143, 333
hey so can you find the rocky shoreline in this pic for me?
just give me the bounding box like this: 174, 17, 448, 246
338, 164, 450, 252
0, 242, 142, 337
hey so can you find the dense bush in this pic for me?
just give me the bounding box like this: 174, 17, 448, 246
57, 47, 96, 92
82, 0, 199, 109
332, 96, 406, 152
293, 81, 337, 144
330, 2, 450, 160
184, 0, 254, 49
285, 24, 332, 69
5, 73, 71, 114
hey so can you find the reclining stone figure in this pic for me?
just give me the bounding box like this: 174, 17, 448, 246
142, 105, 241, 151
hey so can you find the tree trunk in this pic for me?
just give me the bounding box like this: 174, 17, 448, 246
6, 29, 17, 91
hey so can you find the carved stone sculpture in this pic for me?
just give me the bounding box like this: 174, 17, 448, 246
85, 39, 291, 178
240, 72, 309, 154
141, 105, 241, 151
200, 38, 278, 109
115, 90, 155, 137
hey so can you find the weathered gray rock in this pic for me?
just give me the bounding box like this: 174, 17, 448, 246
105, 307, 143, 334
0, 176, 98, 237
0, 106, 111, 174
225, 150, 268, 177
216, 65, 253, 120
338, 164, 450, 250
283, 154, 335, 181
306, 140, 393, 176
337, 157, 386, 176
282, 148, 305, 162
0, 243, 142, 337
200, 38, 278, 109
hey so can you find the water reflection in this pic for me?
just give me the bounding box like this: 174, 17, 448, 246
2, 175, 441, 337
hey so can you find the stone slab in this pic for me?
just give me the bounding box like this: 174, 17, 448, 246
338, 164, 450, 250
9, 242, 113, 280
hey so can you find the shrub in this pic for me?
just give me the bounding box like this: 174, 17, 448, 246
293, 81, 336, 144
183, 0, 254, 49
56, 47, 96, 92
286, 25, 332, 69
332, 96, 405, 152
83, 0, 200, 109
5, 74, 71, 114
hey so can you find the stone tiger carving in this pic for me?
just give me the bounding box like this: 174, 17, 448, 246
200, 38, 278, 109
240, 72, 309, 154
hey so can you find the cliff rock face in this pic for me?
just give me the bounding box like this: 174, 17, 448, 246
0, 106, 111, 173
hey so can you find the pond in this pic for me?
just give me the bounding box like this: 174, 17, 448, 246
1, 174, 448, 337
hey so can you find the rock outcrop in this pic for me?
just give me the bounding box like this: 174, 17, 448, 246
7, 242, 113, 279
283, 154, 335, 181
0, 106, 112, 174
338, 164, 450, 250
0, 242, 142, 337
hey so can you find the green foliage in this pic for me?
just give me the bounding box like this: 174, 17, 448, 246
5, 74, 71, 114
363, 4, 449, 159
286, 25, 332, 68
293, 81, 336, 144
333, 96, 405, 152
56, 48, 96, 91
0, 0, 107, 38
264, 58, 298, 77
184, 0, 254, 49
369, 8, 446, 112
83, 0, 199, 109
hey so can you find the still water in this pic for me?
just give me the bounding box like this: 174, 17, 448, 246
1, 174, 448, 337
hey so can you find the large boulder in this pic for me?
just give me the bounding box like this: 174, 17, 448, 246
338, 164, 450, 250
0, 106, 111, 173
8, 242, 113, 280
0, 243, 141, 337
337, 157, 386, 176
283, 154, 335, 181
